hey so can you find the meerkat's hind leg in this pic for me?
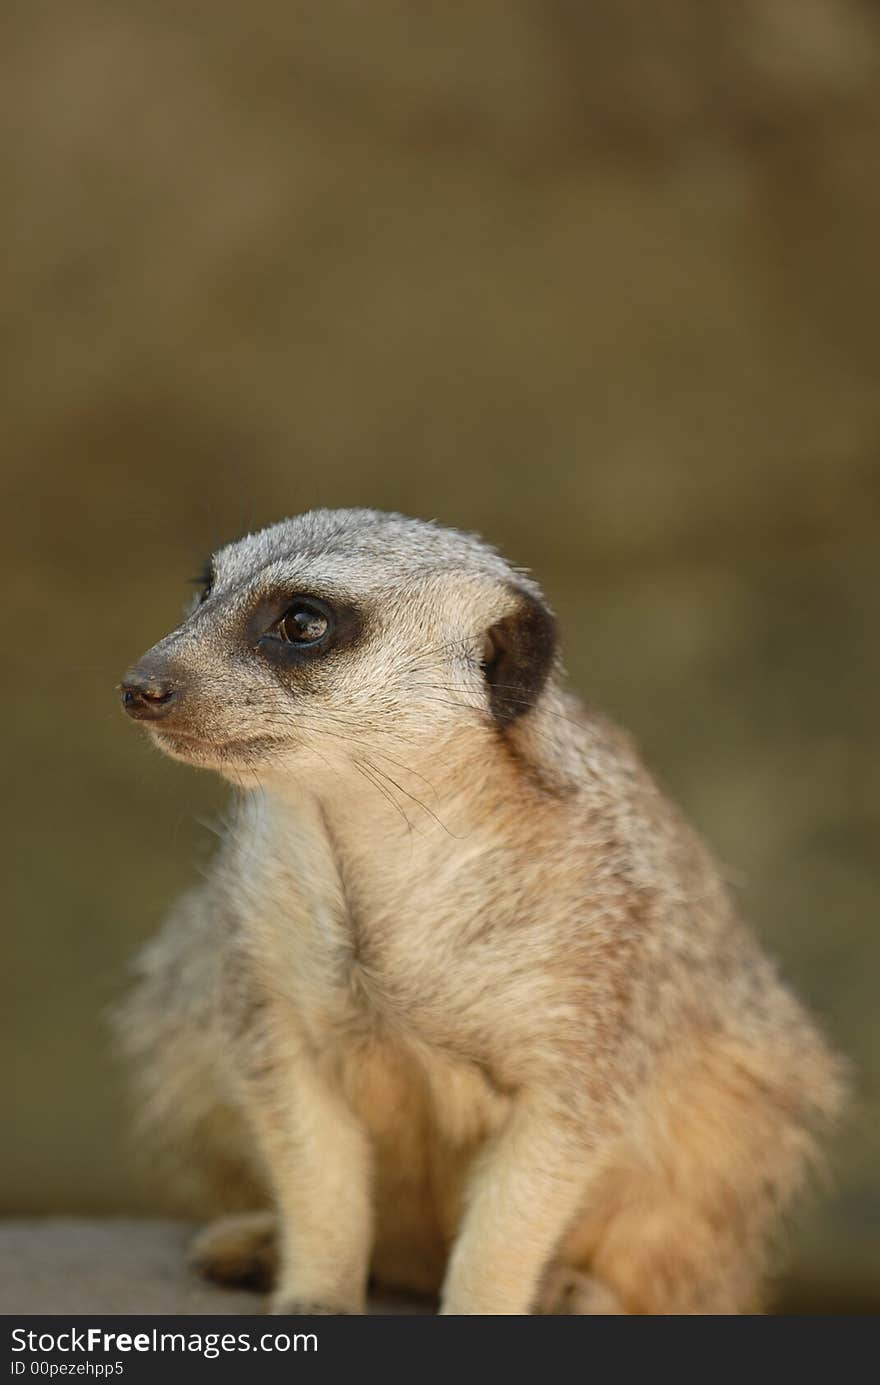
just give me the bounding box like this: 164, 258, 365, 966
534, 1264, 626, 1315
189, 1211, 278, 1292
566, 1036, 841, 1315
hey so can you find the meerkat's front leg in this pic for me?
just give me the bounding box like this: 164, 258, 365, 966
440, 1095, 594, 1315
240, 1046, 373, 1316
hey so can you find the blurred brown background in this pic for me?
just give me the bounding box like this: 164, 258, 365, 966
2, 0, 878, 1310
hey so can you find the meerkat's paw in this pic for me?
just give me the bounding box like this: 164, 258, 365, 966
189, 1211, 278, 1292
534, 1265, 626, 1315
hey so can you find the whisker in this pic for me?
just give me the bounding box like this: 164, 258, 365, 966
360, 753, 465, 840
408, 683, 585, 732
352, 757, 415, 837
362, 747, 442, 803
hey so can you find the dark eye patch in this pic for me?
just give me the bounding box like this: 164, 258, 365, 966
248, 591, 366, 673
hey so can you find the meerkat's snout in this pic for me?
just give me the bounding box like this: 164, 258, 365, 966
120, 661, 179, 721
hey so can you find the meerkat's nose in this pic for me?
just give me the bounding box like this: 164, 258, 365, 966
120, 666, 179, 721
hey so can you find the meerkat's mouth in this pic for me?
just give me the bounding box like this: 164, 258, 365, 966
149, 727, 284, 763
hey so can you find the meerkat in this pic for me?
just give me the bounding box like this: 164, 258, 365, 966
116, 508, 844, 1315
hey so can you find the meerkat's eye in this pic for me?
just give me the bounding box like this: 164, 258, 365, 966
278, 602, 330, 645
189, 559, 214, 605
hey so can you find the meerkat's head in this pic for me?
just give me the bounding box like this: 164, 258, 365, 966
120, 509, 559, 785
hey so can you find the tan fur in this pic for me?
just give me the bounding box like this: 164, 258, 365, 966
115, 509, 845, 1314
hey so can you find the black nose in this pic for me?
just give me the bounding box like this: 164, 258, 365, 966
120, 668, 179, 721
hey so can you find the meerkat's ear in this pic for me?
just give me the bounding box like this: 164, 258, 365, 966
481, 586, 558, 728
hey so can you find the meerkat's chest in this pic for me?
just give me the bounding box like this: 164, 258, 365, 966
249, 795, 548, 1065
